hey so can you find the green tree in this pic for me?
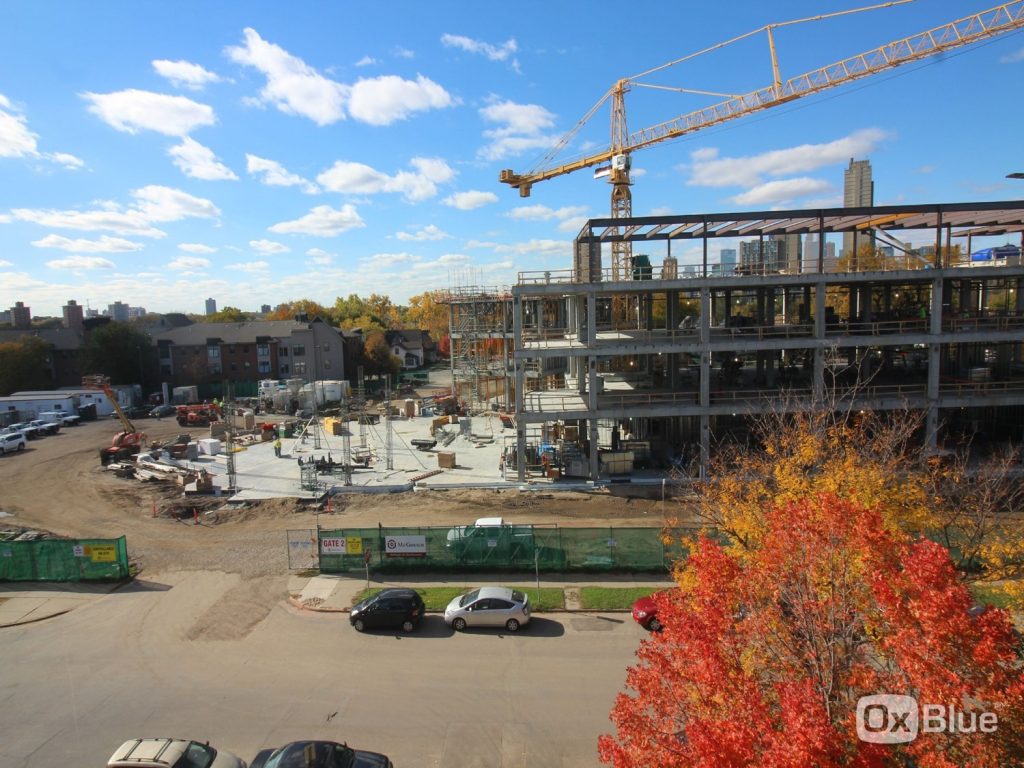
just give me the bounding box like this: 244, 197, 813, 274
201, 306, 249, 323
0, 336, 52, 395
402, 290, 449, 339
362, 330, 401, 376
80, 322, 156, 388
269, 299, 332, 322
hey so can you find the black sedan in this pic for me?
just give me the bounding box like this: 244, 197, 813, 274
251, 740, 392, 768
349, 588, 424, 633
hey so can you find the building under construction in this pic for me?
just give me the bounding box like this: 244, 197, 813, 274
497, 199, 1024, 483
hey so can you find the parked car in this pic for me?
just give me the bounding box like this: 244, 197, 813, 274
107, 737, 247, 768
349, 588, 425, 633
7, 422, 43, 439
27, 419, 60, 435
121, 405, 153, 420
251, 740, 393, 768
631, 591, 666, 632
444, 586, 530, 632
150, 403, 176, 418
0, 432, 27, 454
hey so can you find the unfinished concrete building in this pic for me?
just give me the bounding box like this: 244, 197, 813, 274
440, 285, 514, 414
509, 200, 1024, 483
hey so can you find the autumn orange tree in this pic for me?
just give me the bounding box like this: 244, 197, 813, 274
599, 494, 1024, 767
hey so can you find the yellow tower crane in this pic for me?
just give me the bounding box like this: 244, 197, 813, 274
500, 1, 1024, 288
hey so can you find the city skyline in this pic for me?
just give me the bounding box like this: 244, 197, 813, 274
2, 1, 1022, 316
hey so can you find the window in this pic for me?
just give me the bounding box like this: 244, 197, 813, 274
208, 363, 222, 375
230, 363, 238, 372
242, 345, 249, 353
323, 359, 331, 369
228, 345, 235, 354
293, 361, 307, 375
322, 343, 329, 352
256, 343, 270, 356
279, 364, 290, 374
207, 346, 220, 359
258, 361, 271, 374
279, 346, 289, 357
292, 344, 305, 356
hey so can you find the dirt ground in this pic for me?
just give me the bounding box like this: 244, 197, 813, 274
0, 418, 685, 579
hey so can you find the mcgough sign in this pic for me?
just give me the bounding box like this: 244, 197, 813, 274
384, 535, 427, 557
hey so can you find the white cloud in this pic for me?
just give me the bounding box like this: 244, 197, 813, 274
0, 259, 12, 267
355, 55, 378, 67
153, 59, 223, 90
268, 204, 365, 236
169, 137, 237, 180
411, 253, 470, 271
393, 47, 415, 59
44, 152, 84, 169
730, 178, 832, 206
46, 255, 116, 270
11, 185, 219, 238
0, 94, 81, 168
82, 89, 216, 137
306, 247, 333, 265
686, 128, 888, 188
442, 190, 498, 210
364, 252, 418, 267
178, 242, 217, 254
557, 216, 589, 233
31, 234, 143, 253
132, 185, 221, 222
1000, 48, 1024, 64
226, 29, 453, 127
349, 74, 455, 126
317, 156, 455, 202
225, 28, 348, 126
250, 238, 290, 254
246, 154, 319, 194
507, 204, 586, 221
168, 256, 211, 270
649, 205, 673, 216
226, 260, 270, 272
478, 99, 558, 161
467, 238, 569, 258
441, 34, 518, 65
395, 224, 450, 241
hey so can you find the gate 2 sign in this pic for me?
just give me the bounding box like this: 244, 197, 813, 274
384, 535, 427, 558
321, 536, 363, 555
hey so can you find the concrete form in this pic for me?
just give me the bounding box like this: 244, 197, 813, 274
509, 200, 1024, 482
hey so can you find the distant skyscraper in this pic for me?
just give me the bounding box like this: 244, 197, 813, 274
772, 233, 802, 273
11, 301, 31, 329
843, 158, 874, 261
108, 301, 130, 322
62, 299, 84, 330
739, 240, 781, 273
205, 298, 217, 315
803, 234, 839, 272
719, 248, 737, 273
260, 304, 271, 314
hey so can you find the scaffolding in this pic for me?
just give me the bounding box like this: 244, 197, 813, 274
439, 281, 514, 415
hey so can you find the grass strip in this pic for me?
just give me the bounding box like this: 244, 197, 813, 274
355, 585, 565, 611
579, 586, 663, 611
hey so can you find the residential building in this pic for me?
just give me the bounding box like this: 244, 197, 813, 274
152, 317, 345, 392
205, 298, 217, 315
62, 300, 84, 330
127, 306, 147, 320
11, 301, 31, 329
0, 327, 86, 386
738, 239, 782, 273
385, 329, 438, 369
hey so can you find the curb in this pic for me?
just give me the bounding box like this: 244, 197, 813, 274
286, 595, 633, 616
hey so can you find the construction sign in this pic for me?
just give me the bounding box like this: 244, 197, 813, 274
321, 536, 363, 555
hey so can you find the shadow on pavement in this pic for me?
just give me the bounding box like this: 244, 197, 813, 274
453, 616, 565, 638
116, 579, 174, 593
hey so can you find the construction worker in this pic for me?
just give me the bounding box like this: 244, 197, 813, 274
274, 437, 282, 458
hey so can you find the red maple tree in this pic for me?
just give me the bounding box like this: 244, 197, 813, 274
598, 494, 1024, 767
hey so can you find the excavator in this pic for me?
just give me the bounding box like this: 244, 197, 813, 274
82, 375, 148, 466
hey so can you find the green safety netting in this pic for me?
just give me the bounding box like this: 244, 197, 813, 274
0, 536, 129, 582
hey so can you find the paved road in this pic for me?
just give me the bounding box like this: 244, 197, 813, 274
0, 571, 644, 768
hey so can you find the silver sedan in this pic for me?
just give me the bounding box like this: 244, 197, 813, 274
444, 586, 531, 632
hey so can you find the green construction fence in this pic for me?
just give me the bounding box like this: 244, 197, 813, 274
317, 525, 687, 574
0, 536, 130, 582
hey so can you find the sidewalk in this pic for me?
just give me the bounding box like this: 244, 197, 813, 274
287, 572, 677, 613
0, 581, 122, 627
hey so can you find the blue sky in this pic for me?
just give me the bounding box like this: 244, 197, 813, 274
1, 0, 1022, 317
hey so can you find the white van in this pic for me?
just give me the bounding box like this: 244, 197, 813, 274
38, 411, 80, 426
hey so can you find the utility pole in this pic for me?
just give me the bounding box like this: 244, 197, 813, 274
385, 374, 393, 470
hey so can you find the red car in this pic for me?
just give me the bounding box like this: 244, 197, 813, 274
632, 591, 666, 632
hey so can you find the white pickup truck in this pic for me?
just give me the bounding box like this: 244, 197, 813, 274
38, 411, 81, 427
